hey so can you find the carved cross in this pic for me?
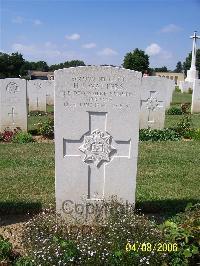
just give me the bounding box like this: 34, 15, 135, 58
141, 91, 164, 125
63, 112, 131, 200
8, 107, 17, 124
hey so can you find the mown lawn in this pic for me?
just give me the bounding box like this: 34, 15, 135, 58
0, 141, 199, 216
0, 91, 199, 217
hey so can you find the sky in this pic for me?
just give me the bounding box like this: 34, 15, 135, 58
0, 0, 200, 70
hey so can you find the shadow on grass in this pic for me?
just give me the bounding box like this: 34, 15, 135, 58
136, 198, 199, 220
0, 201, 42, 215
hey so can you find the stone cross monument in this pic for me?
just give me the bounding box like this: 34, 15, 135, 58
185, 31, 200, 82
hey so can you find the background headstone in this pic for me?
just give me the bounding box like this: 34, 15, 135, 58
191, 79, 200, 113
0, 78, 27, 132
54, 66, 142, 216
45, 80, 54, 105
179, 81, 193, 93
27, 80, 47, 112
140, 76, 167, 129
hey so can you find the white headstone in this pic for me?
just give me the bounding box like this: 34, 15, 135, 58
0, 78, 27, 132
191, 79, 200, 113
140, 76, 166, 129
27, 80, 47, 112
179, 81, 193, 93
45, 80, 54, 105
54, 66, 142, 217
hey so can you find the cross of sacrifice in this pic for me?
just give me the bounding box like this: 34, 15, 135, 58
63, 112, 131, 200
8, 107, 17, 124
190, 31, 200, 70
141, 91, 164, 125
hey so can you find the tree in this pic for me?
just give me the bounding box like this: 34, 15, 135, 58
183, 49, 200, 77
154, 66, 168, 72
49, 60, 85, 71
0, 52, 24, 78
123, 48, 149, 73
174, 61, 183, 73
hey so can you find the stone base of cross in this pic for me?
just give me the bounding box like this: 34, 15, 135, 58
63, 112, 131, 200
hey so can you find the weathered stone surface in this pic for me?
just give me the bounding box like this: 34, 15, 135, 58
0, 78, 27, 132
140, 76, 166, 129
191, 79, 200, 113
54, 66, 142, 217
27, 80, 47, 111
179, 81, 193, 93
45, 80, 54, 105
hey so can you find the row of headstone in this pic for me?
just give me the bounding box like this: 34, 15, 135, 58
27, 80, 54, 111
140, 76, 175, 129
191, 79, 200, 113
54, 66, 176, 217
179, 81, 193, 93
0, 78, 27, 132
0, 72, 175, 133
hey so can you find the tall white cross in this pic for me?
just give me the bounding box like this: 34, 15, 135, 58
63, 112, 131, 200
190, 31, 200, 71
8, 107, 17, 124
141, 91, 164, 125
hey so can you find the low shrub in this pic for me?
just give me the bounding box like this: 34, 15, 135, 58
181, 103, 191, 114
139, 128, 181, 141
162, 204, 200, 266
188, 88, 193, 94
22, 201, 169, 265
0, 235, 12, 261
29, 111, 47, 116
174, 116, 192, 138
0, 128, 21, 142
37, 118, 54, 138
12, 131, 34, 144
166, 106, 183, 115
175, 86, 181, 92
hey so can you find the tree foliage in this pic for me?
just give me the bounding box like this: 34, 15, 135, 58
183, 49, 200, 77
49, 60, 85, 71
123, 48, 149, 73
154, 66, 169, 72
174, 61, 183, 73
0, 52, 25, 78
0, 52, 86, 78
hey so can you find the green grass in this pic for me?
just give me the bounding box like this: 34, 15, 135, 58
136, 141, 200, 215
0, 143, 55, 214
171, 91, 192, 105
0, 141, 199, 216
165, 113, 200, 128
0, 92, 199, 217
28, 114, 53, 132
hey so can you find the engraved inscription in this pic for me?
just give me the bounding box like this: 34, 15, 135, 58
59, 75, 134, 110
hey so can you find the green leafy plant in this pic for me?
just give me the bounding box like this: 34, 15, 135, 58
175, 116, 192, 138
29, 111, 47, 116
139, 128, 181, 141
166, 106, 183, 115
0, 235, 12, 261
12, 131, 34, 144
37, 118, 54, 138
181, 103, 191, 114
21, 201, 169, 266
14, 256, 35, 265
188, 88, 193, 94
175, 86, 181, 92
162, 204, 200, 266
